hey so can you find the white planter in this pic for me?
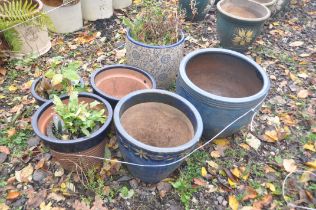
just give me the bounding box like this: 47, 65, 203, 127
113, 0, 132, 9
81, 0, 113, 21
43, 1, 83, 33
12, 24, 51, 58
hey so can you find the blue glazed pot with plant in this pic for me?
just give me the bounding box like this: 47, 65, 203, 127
32, 92, 113, 171
179, 0, 210, 21
216, 0, 270, 51
124, 0, 185, 88
31, 60, 85, 105
90, 64, 156, 107
176, 48, 270, 139
114, 89, 203, 183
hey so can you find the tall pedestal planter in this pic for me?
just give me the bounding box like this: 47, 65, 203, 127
43, 0, 83, 33
176, 48, 270, 139
179, 0, 210, 21
114, 90, 203, 183
113, 0, 132, 9
32, 93, 113, 171
126, 29, 185, 89
81, 0, 113, 21
90, 64, 156, 107
216, 0, 270, 51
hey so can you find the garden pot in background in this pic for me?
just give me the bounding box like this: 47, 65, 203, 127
251, 0, 277, 15
32, 93, 113, 171
114, 89, 203, 183
216, 0, 270, 51
274, 0, 290, 15
126, 29, 185, 89
179, 0, 210, 21
176, 48, 270, 139
42, 0, 83, 33
113, 0, 132, 9
31, 76, 84, 105
3, 0, 51, 57
90, 64, 156, 107
81, 0, 113, 21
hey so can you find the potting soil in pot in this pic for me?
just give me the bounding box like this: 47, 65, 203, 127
121, 102, 194, 147
42, 0, 63, 7
221, 4, 260, 18
186, 54, 263, 98
95, 68, 152, 99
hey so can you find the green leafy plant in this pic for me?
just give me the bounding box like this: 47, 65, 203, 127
51, 92, 106, 140
123, 0, 184, 45
36, 60, 85, 100
119, 186, 134, 199
0, 0, 53, 51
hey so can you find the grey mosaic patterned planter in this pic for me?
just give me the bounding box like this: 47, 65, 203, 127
126, 29, 185, 89
216, 0, 270, 51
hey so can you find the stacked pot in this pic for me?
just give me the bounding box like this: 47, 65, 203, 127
42, 0, 132, 33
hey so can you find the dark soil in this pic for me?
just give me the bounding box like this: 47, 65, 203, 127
121, 102, 194, 147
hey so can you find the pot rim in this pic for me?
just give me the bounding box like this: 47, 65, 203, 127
114, 89, 203, 154
32, 92, 113, 145
42, 0, 80, 8
0, 0, 43, 19
250, 0, 277, 6
217, 0, 271, 22
31, 76, 84, 104
179, 48, 270, 104
126, 28, 185, 49
90, 64, 157, 102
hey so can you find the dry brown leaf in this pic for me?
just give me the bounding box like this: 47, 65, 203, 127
0, 146, 10, 155
91, 196, 108, 210
6, 191, 20, 200
263, 130, 279, 142
253, 194, 272, 209
213, 138, 230, 147
245, 133, 261, 150
7, 128, 16, 138
27, 189, 47, 209
206, 160, 219, 169
283, 159, 297, 173
297, 89, 309, 99
242, 187, 258, 201
15, 164, 34, 183
210, 150, 221, 158
305, 160, 316, 169
289, 40, 304, 47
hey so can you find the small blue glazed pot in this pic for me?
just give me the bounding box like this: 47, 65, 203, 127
176, 48, 270, 139
179, 0, 210, 21
90, 64, 156, 107
114, 89, 203, 183
31, 76, 85, 105
125, 29, 185, 89
216, 0, 270, 51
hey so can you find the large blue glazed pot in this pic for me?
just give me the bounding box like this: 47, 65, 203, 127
126, 29, 185, 89
176, 48, 270, 139
216, 0, 270, 51
179, 0, 210, 21
114, 89, 203, 183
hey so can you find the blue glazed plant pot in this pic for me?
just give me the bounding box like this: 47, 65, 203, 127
179, 0, 210, 21
114, 89, 203, 183
32, 92, 113, 171
176, 48, 270, 139
90, 64, 156, 107
216, 0, 270, 51
126, 29, 185, 89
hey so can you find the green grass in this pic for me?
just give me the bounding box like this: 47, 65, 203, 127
172, 151, 208, 210
0, 129, 32, 156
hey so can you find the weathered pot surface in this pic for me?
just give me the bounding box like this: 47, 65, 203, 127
251, 0, 277, 14
216, 0, 270, 51
113, 0, 132, 9
81, 0, 113, 21
90, 64, 156, 106
176, 48, 270, 138
114, 89, 203, 183
42, 0, 83, 33
126, 29, 185, 89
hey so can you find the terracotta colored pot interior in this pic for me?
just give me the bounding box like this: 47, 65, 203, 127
37, 97, 108, 137
220, 0, 268, 19
42, 0, 79, 7
121, 102, 194, 148
186, 53, 263, 98
95, 68, 153, 99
